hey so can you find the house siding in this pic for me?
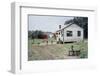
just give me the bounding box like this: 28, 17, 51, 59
57, 24, 83, 42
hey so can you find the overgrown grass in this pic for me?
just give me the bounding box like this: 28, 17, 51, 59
79, 51, 88, 58
28, 39, 88, 60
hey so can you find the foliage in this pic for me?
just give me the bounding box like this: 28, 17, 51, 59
28, 31, 33, 38
79, 50, 88, 58
28, 30, 48, 39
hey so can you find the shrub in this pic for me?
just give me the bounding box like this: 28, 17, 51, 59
79, 51, 88, 58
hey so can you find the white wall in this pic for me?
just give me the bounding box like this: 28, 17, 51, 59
63, 24, 83, 42
0, 0, 100, 76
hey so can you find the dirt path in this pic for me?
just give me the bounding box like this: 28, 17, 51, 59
28, 44, 79, 60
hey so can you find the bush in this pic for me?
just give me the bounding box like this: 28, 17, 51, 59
79, 51, 88, 58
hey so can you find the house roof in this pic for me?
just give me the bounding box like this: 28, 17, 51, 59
56, 23, 83, 32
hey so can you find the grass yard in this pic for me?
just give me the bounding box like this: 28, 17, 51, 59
28, 38, 88, 61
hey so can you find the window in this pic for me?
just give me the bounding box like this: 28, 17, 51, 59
59, 32, 60, 35
77, 31, 81, 36
66, 31, 72, 37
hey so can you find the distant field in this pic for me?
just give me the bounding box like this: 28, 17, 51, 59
28, 38, 88, 61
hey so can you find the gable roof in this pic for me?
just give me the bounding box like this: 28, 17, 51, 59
56, 23, 83, 32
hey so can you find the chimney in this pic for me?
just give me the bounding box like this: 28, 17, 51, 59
59, 25, 61, 29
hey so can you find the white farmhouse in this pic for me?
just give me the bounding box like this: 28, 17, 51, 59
56, 23, 83, 43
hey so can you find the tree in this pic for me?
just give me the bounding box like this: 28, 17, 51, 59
28, 31, 34, 39
28, 30, 48, 39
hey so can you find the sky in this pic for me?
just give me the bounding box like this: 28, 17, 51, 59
28, 15, 74, 33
